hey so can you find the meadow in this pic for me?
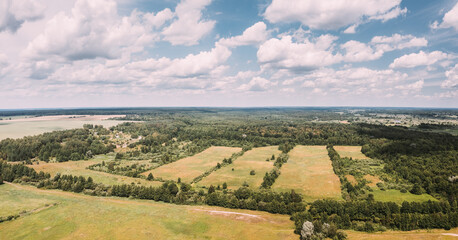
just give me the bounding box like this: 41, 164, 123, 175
334, 146, 370, 160
142, 146, 241, 183
30, 154, 162, 187
273, 146, 342, 201
345, 229, 458, 240
0, 183, 297, 240
197, 146, 281, 189
0, 115, 125, 140
370, 189, 437, 203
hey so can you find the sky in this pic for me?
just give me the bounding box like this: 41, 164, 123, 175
0, 0, 457, 109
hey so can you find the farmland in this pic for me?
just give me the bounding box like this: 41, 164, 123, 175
142, 146, 242, 183
0, 183, 297, 240
334, 146, 370, 160
29, 154, 162, 187
0, 115, 125, 140
273, 146, 342, 201
345, 229, 458, 240
197, 146, 281, 189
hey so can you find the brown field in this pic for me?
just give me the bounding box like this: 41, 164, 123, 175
30, 155, 162, 187
197, 146, 281, 189
334, 146, 370, 159
346, 229, 458, 240
364, 174, 383, 187
142, 146, 242, 183
272, 146, 342, 201
345, 175, 358, 185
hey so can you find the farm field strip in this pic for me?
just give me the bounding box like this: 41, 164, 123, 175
345, 229, 458, 240
0, 183, 297, 240
142, 146, 242, 183
30, 155, 162, 187
334, 146, 370, 160
197, 146, 281, 189
272, 145, 341, 201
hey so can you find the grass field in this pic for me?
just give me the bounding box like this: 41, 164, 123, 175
345, 175, 358, 185
0, 183, 296, 240
272, 146, 341, 202
370, 189, 437, 203
142, 146, 242, 183
197, 146, 281, 189
0, 115, 125, 140
345, 229, 458, 240
334, 146, 370, 160
30, 154, 162, 187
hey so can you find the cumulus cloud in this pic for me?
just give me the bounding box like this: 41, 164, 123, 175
162, 0, 215, 46
0, 0, 44, 33
264, 0, 404, 30
23, 0, 158, 61
389, 51, 449, 68
238, 77, 277, 92
218, 22, 269, 47
431, 2, 458, 31
143, 8, 174, 29
441, 64, 458, 89
395, 80, 424, 95
371, 34, 427, 52
257, 35, 342, 71
341, 40, 384, 62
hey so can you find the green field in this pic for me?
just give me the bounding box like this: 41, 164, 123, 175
370, 189, 438, 203
0, 183, 296, 240
197, 146, 281, 189
334, 146, 370, 159
142, 146, 242, 183
0, 115, 125, 140
273, 146, 342, 202
30, 154, 162, 187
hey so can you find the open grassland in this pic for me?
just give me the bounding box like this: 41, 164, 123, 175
0, 115, 125, 140
334, 146, 370, 160
197, 146, 281, 189
364, 174, 382, 187
273, 146, 341, 201
142, 146, 242, 183
345, 175, 358, 185
345, 229, 458, 240
370, 189, 438, 203
0, 183, 296, 240
30, 154, 162, 187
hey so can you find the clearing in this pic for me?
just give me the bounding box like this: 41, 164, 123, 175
142, 146, 242, 183
345, 229, 458, 240
0, 183, 296, 240
272, 146, 341, 202
370, 189, 437, 203
30, 154, 162, 187
334, 146, 370, 160
197, 146, 281, 189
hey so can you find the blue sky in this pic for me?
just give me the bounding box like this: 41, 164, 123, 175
0, 0, 457, 108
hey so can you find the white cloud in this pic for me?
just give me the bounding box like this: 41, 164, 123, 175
395, 80, 424, 95
257, 35, 342, 71
389, 51, 449, 68
441, 64, 458, 89
0, 0, 45, 33
371, 34, 427, 52
162, 0, 215, 46
143, 8, 174, 29
369, 6, 407, 22
432, 2, 458, 31
341, 40, 384, 62
264, 0, 404, 30
23, 0, 158, 61
238, 76, 277, 92
218, 22, 269, 47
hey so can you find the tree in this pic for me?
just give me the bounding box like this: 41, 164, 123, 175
301, 221, 314, 240
250, 170, 256, 175
208, 185, 215, 194
222, 182, 227, 189
147, 173, 154, 181
0, 175, 3, 185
